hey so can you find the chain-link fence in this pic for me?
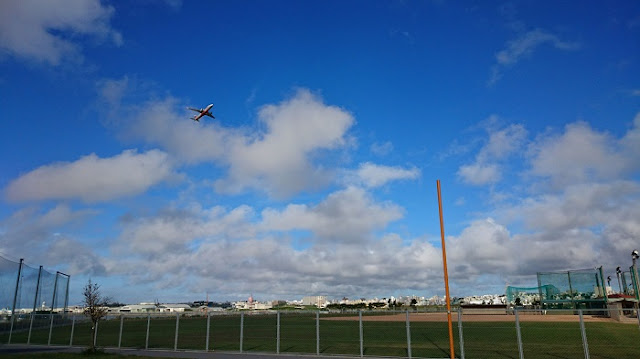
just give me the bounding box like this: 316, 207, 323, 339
0, 256, 70, 345
4, 307, 638, 358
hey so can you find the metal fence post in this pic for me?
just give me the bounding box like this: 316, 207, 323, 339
277, 311, 280, 354
240, 312, 244, 353
69, 315, 75, 347
145, 314, 150, 350
8, 258, 24, 344
28, 265, 43, 345
206, 312, 211, 351
174, 312, 180, 351
118, 314, 123, 348
316, 311, 320, 355
359, 310, 363, 357
579, 310, 590, 359
515, 308, 524, 359
406, 310, 412, 359
93, 320, 99, 348
457, 307, 465, 359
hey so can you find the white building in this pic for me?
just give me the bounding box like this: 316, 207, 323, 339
118, 304, 157, 313
302, 296, 327, 308
158, 304, 191, 313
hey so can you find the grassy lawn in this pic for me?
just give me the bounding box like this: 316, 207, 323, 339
2, 313, 638, 359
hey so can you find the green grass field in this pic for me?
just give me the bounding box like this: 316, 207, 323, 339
2, 313, 639, 359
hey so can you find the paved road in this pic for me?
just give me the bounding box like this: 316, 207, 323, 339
0, 344, 387, 359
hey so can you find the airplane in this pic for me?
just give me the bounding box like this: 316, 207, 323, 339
187, 103, 215, 122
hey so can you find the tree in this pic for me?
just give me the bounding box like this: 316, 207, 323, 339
83, 279, 110, 353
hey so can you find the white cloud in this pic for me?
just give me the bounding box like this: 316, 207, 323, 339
0, 204, 105, 276
458, 122, 526, 186
215, 89, 354, 198
5, 149, 176, 202
528, 122, 636, 187
458, 163, 501, 185
105, 85, 355, 198
261, 186, 404, 243
0, 0, 121, 65
113, 204, 256, 258
349, 162, 420, 188
490, 28, 579, 85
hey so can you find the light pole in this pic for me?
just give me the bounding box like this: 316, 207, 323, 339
632, 250, 639, 300
616, 267, 623, 294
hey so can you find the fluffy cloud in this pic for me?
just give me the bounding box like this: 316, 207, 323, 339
458, 122, 526, 185
261, 186, 404, 242
114, 205, 256, 258
457, 163, 501, 186
452, 113, 640, 285
5, 149, 176, 202
215, 89, 354, 197
105, 85, 354, 198
0, 204, 106, 276
348, 162, 420, 188
528, 121, 639, 188
0, 0, 121, 65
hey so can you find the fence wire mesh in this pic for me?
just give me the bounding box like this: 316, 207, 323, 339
2, 307, 639, 358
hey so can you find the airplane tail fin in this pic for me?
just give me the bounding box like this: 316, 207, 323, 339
191, 116, 199, 122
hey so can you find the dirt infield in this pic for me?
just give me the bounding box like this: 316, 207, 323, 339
324, 312, 635, 323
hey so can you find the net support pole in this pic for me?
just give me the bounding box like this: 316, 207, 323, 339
48, 272, 60, 346
28, 265, 43, 345
63, 274, 70, 318
8, 258, 24, 345
437, 180, 455, 359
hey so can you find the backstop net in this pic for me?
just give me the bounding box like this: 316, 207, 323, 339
536, 267, 607, 309
505, 285, 559, 306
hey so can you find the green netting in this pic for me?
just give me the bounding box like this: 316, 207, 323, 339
537, 267, 607, 306
505, 285, 559, 305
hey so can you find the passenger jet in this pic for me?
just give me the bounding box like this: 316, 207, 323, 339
187, 104, 215, 122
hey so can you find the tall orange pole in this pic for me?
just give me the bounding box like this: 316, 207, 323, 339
437, 180, 455, 359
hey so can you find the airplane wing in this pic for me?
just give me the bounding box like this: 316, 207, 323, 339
187, 107, 202, 113
205, 113, 215, 118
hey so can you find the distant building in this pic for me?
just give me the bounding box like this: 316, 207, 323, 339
118, 303, 157, 313
158, 303, 191, 313
302, 296, 327, 307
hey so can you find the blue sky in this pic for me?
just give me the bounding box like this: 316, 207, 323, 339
1, 0, 639, 305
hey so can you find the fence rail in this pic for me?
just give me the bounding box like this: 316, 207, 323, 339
1, 307, 638, 358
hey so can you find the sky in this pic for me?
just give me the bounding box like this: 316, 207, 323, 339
0, 0, 639, 305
